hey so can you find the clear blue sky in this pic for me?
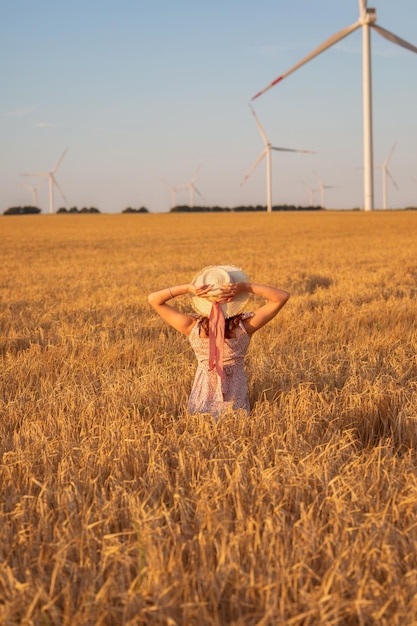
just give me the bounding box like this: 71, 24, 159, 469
1, 0, 417, 213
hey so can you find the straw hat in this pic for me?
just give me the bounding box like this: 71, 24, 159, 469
191, 264, 249, 318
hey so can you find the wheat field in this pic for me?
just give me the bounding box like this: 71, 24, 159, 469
1, 211, 417, 625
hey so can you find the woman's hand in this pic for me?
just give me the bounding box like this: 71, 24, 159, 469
189, 283, 213, 298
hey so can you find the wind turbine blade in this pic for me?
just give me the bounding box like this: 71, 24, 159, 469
372, 25, 417, 54
20, 172, 48, 177
162, 178, 179, 191
249, 104, 269, 146
385, 142, 397, 166
359, 0, 367, 17
240, 150, 267, 186
194, 186, 205, 200
52, 148, 68, 173
271, 146, 316, 154
386, 168, 399, 191
252, 21, 361, 100
52, 175, 68, 204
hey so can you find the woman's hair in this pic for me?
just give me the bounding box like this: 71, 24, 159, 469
200, 313, 244, 339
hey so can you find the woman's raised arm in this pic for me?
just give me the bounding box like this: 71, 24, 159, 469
148, 283, 212, 335
218, 282, 290, 335
244, 283, 290, 333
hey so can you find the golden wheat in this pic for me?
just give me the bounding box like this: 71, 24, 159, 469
1, 212, 417, 625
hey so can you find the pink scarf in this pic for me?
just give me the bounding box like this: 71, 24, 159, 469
208, 302, 225, 381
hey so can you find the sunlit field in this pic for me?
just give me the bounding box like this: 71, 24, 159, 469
1, 211, 417, 625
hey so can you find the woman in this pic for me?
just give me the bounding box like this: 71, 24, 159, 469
148, 265, 290, 418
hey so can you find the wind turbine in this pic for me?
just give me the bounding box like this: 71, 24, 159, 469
301, 180, 316, 207
314, 171, 339, 209
24, 184, 41, 207
176, 166, 204, 208
241, 105, 315, 213
21, 148, 68, 214
376, 142, 398, 210
162, 178, 178, 209
251, 0, 417, 212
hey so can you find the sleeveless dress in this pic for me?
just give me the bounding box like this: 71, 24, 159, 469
187, 312, 254, 418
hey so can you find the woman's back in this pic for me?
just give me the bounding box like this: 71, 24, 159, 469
187, 314, 253, 417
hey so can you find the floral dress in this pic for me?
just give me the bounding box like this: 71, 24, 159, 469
187, 312, 254, 418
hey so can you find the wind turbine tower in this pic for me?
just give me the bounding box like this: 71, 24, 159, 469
302, 180, 315, 207
251, 0, 417, 212
314, 171, 339, 209
163, 178, 179, 209
376, 142, 398, 210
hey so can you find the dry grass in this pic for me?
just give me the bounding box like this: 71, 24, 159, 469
1, 211, 417, 625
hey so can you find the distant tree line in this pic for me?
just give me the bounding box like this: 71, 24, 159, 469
57, 207, 101, 214
2, 206, 102, 215
2, 205, 152, 215
170, 204, 323, 213
122, 207, 149, 213
4, 204, 416, 216
3, 206, 41, 215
